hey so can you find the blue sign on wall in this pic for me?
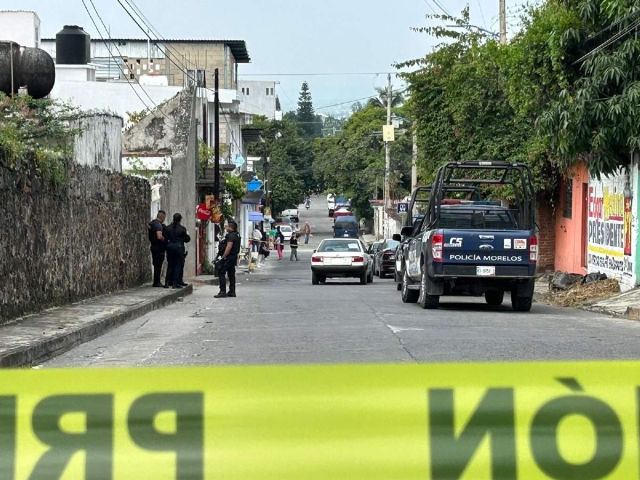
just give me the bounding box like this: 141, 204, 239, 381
397, 202, 409, 214
247, 179, 263, 192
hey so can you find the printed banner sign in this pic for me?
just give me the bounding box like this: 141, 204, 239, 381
587, 176, 633, 278
2, 363, 640, 479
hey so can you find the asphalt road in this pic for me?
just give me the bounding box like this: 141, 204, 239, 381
43, 196, 640, 368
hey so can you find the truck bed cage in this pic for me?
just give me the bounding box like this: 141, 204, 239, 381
426, 161, 536, 231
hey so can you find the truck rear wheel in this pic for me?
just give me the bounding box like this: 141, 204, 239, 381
419, 267, 439, 309
402, 271, 419, 304
485, 290, 504, 306
511, 290, 533, 312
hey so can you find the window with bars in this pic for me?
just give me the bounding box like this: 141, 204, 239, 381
563, 179, 573, 219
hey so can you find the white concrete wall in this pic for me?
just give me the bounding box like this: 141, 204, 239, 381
50, 80, 182, 123
55, 65, 97, 82
239, 80, 277, 118
587, 166, 637, 290
373, 206, 403, 240
71, 114, 123, 172
0, 11, 40, 48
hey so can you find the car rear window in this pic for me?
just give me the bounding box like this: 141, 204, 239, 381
318, 241, 363, 253
280, 226, 292, 232
385, 240, 400, 249
335, 222, 358, 229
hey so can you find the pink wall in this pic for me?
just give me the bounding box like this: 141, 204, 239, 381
555, 163, 589, 274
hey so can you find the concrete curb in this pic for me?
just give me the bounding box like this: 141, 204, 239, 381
0, 285, 193, 368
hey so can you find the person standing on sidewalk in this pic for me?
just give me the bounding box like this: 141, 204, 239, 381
148, 210, 167, 287
215, 221, 241, 298
303, 222, 311, 245
289, 233, 299, 261
252, 224, 262, 256
275, 226, 285, 260
165, 213, 190, 289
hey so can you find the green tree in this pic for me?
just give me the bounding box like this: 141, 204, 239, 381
367, 86, 405, 109
313, 103, 412, 219
537, 0, 640, 176
275, 95, 281, 111
296, 81, 321, 138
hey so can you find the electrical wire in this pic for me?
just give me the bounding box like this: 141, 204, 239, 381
121, 0, 198, 70
238, 72, 399, 76
573, 18, 640, 65
316, 87, 408, 111
85, 0, 175, 125
81, 0, 175, 125
422, 0, 438, 16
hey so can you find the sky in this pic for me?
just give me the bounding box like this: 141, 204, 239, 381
14, 0, 526, 114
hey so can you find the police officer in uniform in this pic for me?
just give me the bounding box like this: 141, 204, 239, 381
165, 213, 191, 289
148, 210, 167, 287
215, 221, 241, 298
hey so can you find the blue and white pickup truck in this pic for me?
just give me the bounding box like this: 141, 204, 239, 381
400, 161, 537, 311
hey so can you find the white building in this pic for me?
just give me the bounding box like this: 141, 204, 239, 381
0, 11, 41, 48
239, 80, 278, 119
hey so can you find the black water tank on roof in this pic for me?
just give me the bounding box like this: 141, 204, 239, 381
56, 25, 91, 65
19, 47, 56, 98
0, 42, 21, 95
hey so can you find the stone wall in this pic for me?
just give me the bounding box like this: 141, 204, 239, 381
0, 153, 151, 323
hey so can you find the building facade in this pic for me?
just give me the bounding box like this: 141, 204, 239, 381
239, 80, 278, 118
41, 38, 250, 87
0, 11, 41, 48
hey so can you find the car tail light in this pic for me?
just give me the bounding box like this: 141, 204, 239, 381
383, 251, 393, 258
312, 256, 323, 263
352, 256, 364, 263
529, 236, 538, 263
432, 234, 443, 262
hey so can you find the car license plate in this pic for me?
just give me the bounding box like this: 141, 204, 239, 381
477, 266, 495, 276
326, 258, 349, 265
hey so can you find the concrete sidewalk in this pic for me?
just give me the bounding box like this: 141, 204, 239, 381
0, 284, 192, 367
588, 288, 640, 317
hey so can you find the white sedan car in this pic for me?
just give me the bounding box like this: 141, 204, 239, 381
311, 239, 374, 285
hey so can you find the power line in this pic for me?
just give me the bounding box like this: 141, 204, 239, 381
316, 88, 408, 111
422, 0, 438, 15
121, 0, 198, 70
87, 0, 175, 125
238, 72, 399, 77
573, 18, 640, 65
81, 0, 173, 125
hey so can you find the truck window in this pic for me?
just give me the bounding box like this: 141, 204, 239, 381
438, 209, 518, 230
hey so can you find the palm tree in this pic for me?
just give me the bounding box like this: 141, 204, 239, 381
367, 87, 405, 108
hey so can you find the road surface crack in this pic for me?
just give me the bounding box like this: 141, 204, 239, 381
367, 305, 418, 363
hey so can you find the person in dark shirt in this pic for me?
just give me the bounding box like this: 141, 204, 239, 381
148, 210, 167, 287
215, 220, 241, 298
164, 213, 191, 289
289, 232, 299, 261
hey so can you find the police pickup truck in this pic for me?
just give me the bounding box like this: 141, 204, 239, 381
399, 161, 537, 311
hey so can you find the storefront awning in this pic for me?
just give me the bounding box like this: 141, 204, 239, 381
241, 190, 264, 205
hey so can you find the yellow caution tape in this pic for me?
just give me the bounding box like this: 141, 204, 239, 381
3, 362, 639, 479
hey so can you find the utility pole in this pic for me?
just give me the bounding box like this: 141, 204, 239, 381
214, 68, 220, 201
384, 73, 392, 210
499, 0, 507, 45
412, 131, 418, 194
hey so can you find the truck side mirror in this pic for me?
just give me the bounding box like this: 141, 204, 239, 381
392, 234, 402, 242
401, 226, 413, 237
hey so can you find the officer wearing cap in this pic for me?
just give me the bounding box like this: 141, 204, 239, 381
215, 221, 241, 298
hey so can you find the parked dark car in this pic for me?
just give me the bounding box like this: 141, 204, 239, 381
374, 239, 401, 278
368, 241, 383, 256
